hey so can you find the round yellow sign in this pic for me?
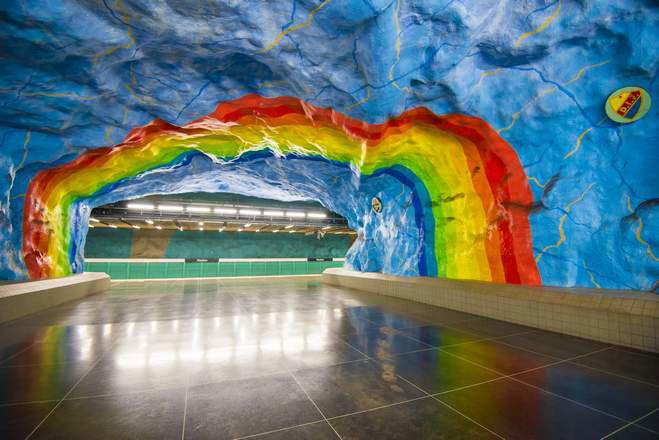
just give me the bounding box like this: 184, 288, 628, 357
605, 87, 651, 123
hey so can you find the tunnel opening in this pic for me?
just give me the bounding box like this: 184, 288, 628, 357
83, 192, 357, 280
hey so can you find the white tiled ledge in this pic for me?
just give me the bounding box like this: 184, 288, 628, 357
0, 272, 111, 324
321, 268, 659, 353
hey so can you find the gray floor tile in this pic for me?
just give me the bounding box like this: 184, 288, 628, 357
330, 396, 498, 439
292, 359, 425, 418
185, 373, 321, 439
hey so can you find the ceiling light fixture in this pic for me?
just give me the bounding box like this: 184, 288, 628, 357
286, 211, 305, 218
145, 219, 154, 224
109, 225, 118, 229
284, 224, 294, 229
307, 212, 327, 219
237, 228, 243, 232
244, 223, 252, 227
289, 230, 295, 233
186, 206, 211, 213
263, 210, 284, 216
132, 225, 140, 229
158, 204, 184, 212
89, 217, 100, 223
127, 203, 155, 210
272, 229, 279, 233
214, 207, 237, 215
239, 208, 261, 216
198, 221, 204, 226
322, 226, 331, 230
88, 224, 94, 228
218, 227, 225, 232
155, 225, 162, 230
198, 227, 204, 231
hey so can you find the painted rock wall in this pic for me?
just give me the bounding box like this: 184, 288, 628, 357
0, 1, 657, 290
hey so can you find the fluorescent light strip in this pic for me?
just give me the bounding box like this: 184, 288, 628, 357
155, 226, 162, 230
109, 225, 118, 229
214, 207, 237, 214
244, 223, 252, 227
158, 205, 184, 212
89, 217, 99, 223
284, 224, 295, 229
322, 226, 331, 230
145, 219, 154, 224
131, 225, 140, 229
127, 203, 155, 210
272, 229, 279, 233
239, 209, 261, 216
307, 212, 327, 219
286, 211, 305, 218
88, 224, 94, 228
263, 210, 284, 217
186, 206, 211, 213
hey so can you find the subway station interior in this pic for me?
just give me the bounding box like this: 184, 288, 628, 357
0, 1, 658, 439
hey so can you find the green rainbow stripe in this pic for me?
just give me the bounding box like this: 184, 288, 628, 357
22, 95, 540, 284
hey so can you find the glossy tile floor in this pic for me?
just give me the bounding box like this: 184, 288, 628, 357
1, 280, 658, 439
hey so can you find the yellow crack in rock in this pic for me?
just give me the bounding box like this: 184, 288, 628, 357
514, 0, 562, 47
91, 0, 135, 66
479, 2, 571, 85
564, 60, 610, 85
536, 183, 595, 263
19, 129, 30, 170
498, 85, 555, 134
122, 83, 152, 105
346, 86, 372, 111
388, 0, 402, 83
347, 62, 373, 110
105, 126, 114, 144
626, 195, 659, 262
388, 0, 415, 95
528, 177, 548, 189
477, 68, 502, 86
587, 270, 601, 288
257, 0, 333, 54
563, 127, 592, 159
23, 92, 98, 101
498, 59, 610, 134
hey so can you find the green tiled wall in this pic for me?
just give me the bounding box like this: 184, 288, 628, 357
85, 228, 352, 259
83, 260, 343, 280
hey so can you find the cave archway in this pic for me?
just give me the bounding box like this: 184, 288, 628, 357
21, 95, 540, 284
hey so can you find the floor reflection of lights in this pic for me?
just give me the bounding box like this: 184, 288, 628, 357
110, 312, 338, 370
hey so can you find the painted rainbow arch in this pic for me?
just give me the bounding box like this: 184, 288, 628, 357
22, 95, 541, 284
